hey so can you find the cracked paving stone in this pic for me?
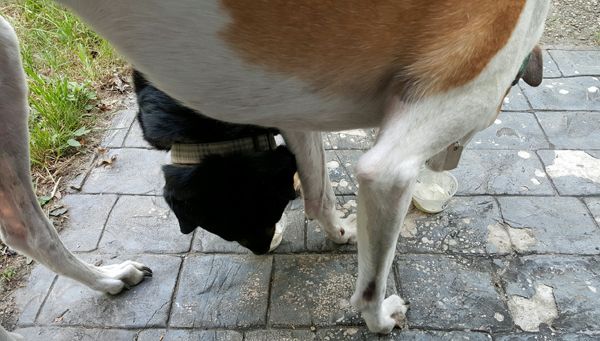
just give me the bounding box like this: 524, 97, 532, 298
193, 207, 306, 253
59, 194, 118, 252
99, 196, 192, 254
317, 328, 492, 341
396, 254, 512, 331
306, 196, 357, 252
495, 256, 600, 333
496, 333, 598, 341
326, 151, 358, 195
12, 327, 136, 341
326, 129, 377, 150
584, 198, 600, 226
101, 108, 137, 148
15, 266, 56, 326
497, 197, 600, 254
522, 77, 600, 111
451, 150, 554, 195
468, 112, 549, 150
36, 254, 180, 328
502, 85, 532, 111
138, 329, 242, 341
538, 150, 600, 196
397, 197, 504, 255
245, 329, 316, 341
541, 50, 563, 78
123, 120, 152, 148
536, 112, 600, 150
169, 254, 271, 328
269, 254, 396, 327
548, 50, 600, 77
82, 148, 166, 195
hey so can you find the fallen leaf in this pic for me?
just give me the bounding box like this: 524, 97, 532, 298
96, 154, 117, 167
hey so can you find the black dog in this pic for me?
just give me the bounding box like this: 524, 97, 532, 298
133, 70, 298, 254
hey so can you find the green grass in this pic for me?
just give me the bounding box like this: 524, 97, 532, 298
1, 267, 17, 282
2, 0, 124, 167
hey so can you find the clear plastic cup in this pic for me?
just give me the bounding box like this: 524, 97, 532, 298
412, 168, 458, 214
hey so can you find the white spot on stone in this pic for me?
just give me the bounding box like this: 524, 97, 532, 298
495, 312, 505, 322
487, 223, 512, 254
546, 151, 600, 184
326, 160, 340, 169
495, 119, 502, 125
504, 97, 510, 104
339, 179, 349, 187
545, 84, 554, 89
518, 151, 531, 159
588, 86, 599, 93
508, 284, 559, 332
535, 169, 547, 178
559, 89, 570, 95
507, 227, 536, 252
589, 286, 597, 294
531, 178, 541, 185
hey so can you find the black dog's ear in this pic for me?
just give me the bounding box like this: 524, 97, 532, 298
162, 165, 199, 234
513, 45, 543, 87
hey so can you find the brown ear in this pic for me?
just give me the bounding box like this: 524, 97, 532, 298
522, 45, 543, 87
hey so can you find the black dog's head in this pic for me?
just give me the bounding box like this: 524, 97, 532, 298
162, 146, 297, 255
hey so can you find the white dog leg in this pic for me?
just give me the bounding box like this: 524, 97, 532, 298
282, 130, 356, 244
0, 16, 151, 297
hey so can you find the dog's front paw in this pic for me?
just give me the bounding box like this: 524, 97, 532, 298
360, 295, 409, 334
326, 213, 357, 244
93, 260, 153, 295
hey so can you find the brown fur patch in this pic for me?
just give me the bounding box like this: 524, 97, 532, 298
221, 0, 526, 100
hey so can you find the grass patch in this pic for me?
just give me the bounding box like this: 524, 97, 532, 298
2, 0, 125, 167
0, 267, 17, 283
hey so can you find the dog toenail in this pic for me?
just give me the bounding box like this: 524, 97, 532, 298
340, 228, 345, 236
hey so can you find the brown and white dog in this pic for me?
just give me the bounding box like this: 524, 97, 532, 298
0, 1, 549, 338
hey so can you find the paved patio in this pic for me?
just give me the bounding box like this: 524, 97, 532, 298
11, 48, 600, 340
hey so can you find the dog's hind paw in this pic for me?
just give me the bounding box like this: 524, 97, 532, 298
93, 260, 153, 295
361, 295, 409, 334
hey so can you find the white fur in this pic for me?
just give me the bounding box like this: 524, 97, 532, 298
0, 0, 550, 338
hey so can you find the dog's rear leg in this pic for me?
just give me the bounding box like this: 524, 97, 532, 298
0, 16, 151, 297
351, 86, 511, 332
282, 130, 356, 244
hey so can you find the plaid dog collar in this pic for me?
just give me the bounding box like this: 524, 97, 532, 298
170, 133, 277, 165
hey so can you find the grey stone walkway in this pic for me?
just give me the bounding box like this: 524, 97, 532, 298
12, 49, 600, 340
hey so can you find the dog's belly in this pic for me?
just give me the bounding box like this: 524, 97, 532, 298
58, 0, 386, 131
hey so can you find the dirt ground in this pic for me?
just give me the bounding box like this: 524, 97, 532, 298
1, 2, 599, 333
542, 0, 600, 46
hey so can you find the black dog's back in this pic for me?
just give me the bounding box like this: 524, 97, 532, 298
133, 70, 297, 254
132, 71, 278, 149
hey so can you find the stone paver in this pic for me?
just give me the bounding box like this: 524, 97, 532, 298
538, 150, 600, 195
99, 195, 192, 254
451, 150, 555, 195
82, 148, 166, 195
169, 254, 272, 328
396, 255, 512, 332
397, 196, 504, 255
13, 327, 136, 341
536, 112, 600, 149
11, 48, 600, 340
502, 85, 532, 111
549, 50, 600, 76
497, 197, 600, 254
36, 254, 181, 328
59, 194, 117, 252
522, 77, 600, 111
137, 329, 243, 341
495, 256, 600, 333
468, 112, 549, 150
